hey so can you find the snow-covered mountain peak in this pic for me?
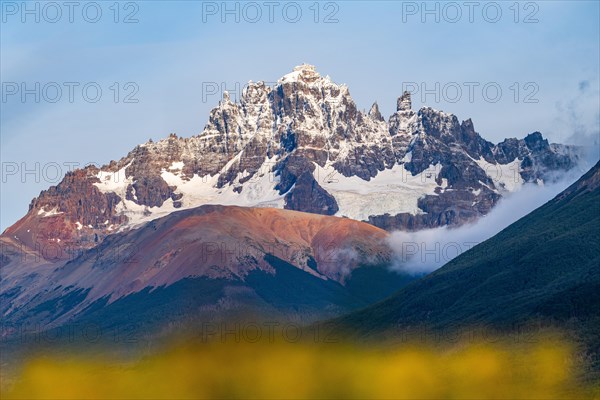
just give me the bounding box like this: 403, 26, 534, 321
6, 65, 583, 259
279, 63, 321, 83
277, 64, 344, 93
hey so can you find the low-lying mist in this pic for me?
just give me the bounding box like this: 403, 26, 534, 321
387, 162, 596, 275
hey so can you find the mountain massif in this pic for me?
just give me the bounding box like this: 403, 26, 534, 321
0, 64, 589, 343
3, 65, 582, 261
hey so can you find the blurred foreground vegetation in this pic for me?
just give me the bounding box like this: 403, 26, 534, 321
2, 332, 599, 399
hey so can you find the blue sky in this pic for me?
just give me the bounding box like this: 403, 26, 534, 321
1, 0, 599, 230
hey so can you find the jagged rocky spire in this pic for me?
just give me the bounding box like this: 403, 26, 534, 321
222, 91, 231, 102
397, 91, 412, 111
368, 102, 384, 121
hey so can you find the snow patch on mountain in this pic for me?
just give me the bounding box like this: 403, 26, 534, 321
168, 161, 184, 171
314, 163, 448, 221
161, 156, 286, 210
475, 157, 524, 192
93, 162, 133, 197
37, 206, 63, 217
92, 157, 287, 230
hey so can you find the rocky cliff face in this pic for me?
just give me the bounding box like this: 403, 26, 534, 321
3, 64, 583, 259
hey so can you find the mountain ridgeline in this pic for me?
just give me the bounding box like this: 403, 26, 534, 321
3, 64, 581, 260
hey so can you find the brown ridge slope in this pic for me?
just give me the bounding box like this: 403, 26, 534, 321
1, 205, 397, 330
55, 205, 392, 303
